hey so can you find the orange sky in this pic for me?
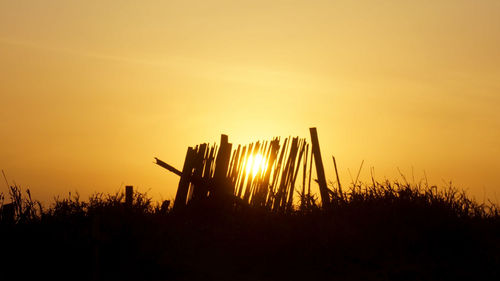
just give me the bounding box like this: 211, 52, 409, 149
1, 0, 499, 204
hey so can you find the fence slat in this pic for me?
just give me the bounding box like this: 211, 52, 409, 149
173, 147, 196, 210
309, 127, 330, 208
213, 134, 233, 199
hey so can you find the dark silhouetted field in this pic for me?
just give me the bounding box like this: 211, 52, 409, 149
1, 181, 499, 281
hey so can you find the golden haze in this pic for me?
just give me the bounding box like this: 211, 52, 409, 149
1, 0, 499, 203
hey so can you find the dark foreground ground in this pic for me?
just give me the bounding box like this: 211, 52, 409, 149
1, 184, 499, 281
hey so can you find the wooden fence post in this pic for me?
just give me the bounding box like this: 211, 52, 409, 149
212, 134, 233, 200
309, 127, 331, 208
2, 203, 15, 223
125, 186, 133, 207
190, 144, 208, 203
173, 147, 196, 211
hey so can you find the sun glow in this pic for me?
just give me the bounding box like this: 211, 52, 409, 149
245, 153, 268, 178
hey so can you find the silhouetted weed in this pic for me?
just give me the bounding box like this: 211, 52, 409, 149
1, 181, 498, 280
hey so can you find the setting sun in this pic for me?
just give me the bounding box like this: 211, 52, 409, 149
245, 153, 268, 178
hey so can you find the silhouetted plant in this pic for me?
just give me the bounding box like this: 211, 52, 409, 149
1, 180, 499, 281
0, 184, 42, 223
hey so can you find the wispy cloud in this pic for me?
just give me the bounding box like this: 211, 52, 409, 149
0, 36, 320, 89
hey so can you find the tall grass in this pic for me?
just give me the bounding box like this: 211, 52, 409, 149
1, 179, 498, 223
325, 180, 498, 219
1, 181, 498, 280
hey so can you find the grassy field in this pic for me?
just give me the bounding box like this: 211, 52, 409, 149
1, 181, 499, 280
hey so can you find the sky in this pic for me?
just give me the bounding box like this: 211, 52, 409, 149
1, 0, 499, 204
